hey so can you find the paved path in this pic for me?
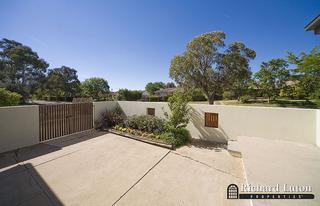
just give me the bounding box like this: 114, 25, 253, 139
0, 132, 248, 206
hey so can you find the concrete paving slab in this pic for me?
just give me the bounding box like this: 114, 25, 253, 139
29, 133, 169, 206
19, 193, 54, 206
175, 144, 244, 178
117, 146, 249, 206
238, 136, 320, 206
0, 151, 25, 177
0, 132, 249, 206
17, 131, 109, 167
0, 168, 42, 206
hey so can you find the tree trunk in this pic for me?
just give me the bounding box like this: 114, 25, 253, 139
208, 93, 215, 105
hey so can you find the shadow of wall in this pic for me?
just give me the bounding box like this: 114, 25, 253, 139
188, 107, 229, 143
0, 163, 64, 206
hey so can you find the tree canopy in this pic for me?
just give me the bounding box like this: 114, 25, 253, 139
219, 42, 256, 100
288, 46, 320, 99
254, 58, 289, 102
0, 38, 49, 101
81, 77, 110, 100
169, 31, 255, 104
44, 66, 81, 99
145, 82, 166, 94
118, 89, 142, 101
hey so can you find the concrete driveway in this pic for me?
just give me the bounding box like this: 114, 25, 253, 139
0, 132, 248, 206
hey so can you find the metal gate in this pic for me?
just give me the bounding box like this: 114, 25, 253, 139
39, 103, 93, 142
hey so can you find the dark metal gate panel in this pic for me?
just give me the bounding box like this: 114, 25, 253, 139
39, 103, 93, 142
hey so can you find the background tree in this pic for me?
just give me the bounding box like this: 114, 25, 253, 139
145, 82, 165, 94
169, 32, 226, 104
117, 89, 142, 101
288, 46, 320, 99
0, 38, 48, 101
0, 88, 22, 106
44, 66, 81, 100
254, 58, 290, 102
219, 42, 256, 100
165, 82, 176, 88
187, 88, 207, 101
81, 77, 110, 100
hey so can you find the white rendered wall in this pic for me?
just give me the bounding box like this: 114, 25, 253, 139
0, 105, 39, 153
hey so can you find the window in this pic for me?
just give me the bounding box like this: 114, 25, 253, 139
147, 108, 155, 116
204, 112, 218, 128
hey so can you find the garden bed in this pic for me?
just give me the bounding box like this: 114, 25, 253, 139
108, 128, 174, 149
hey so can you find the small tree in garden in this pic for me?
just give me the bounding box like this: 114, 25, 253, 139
164, 90, 191, 130
0, 88, 22, 106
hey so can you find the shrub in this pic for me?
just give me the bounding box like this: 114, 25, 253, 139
117, 89, 142, 101
165, 90, 191, 130
0, 88, 22, 106
97, 106, 125, 129
239, 95, 251, 103
158, 128, 190, 147
222, 91, 234, 100
149, 95, 161, 102
124, 115, 165, 134
311, 89, 320, 99
188, 88, 207, 101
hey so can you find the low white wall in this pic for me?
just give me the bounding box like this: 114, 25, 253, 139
189, 104, 317, 144
317, 110, 320, 147
93, 101, 119, 123
0, 105, 39, 153
117, 101, 169, 118
115, 101, 318, 145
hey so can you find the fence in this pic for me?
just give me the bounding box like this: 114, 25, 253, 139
39, 103, 93, 142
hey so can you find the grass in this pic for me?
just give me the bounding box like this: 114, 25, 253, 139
214, 99, 320, 109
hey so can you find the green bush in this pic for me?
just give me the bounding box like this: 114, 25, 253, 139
188, 88, 207, 101
222, 91, 234, 100
311, 89, 320, 99
149, 95, 161, 102
117, 89, 142, 101
239, 95, 251, 103
158, 128, 190, 147
0, 88, 22, 106
124, 115, 165, 134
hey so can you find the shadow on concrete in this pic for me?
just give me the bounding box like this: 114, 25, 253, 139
0, 130, 108, 170
0, 163, 64, 206
189, 107, 229, 143
188, 139, 227, 151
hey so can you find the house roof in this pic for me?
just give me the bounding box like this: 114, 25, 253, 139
142, 91, 150, 96
305, 15, 320, 32
154, 88, 177, 94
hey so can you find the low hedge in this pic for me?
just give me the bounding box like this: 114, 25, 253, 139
124, 115, 165, 134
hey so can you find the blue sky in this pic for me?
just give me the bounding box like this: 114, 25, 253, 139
0, 0, 319, 91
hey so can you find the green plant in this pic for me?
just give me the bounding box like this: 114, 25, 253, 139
239, 95, 251, 103
188, 88, 207, 101
222, 91, 234, 100
164, 90, 191, 130
117, 89, 142, 101
149, 95, 161, 102
0, 88, 22, 106
158, 128, 190, 147
98, 106, 125, 129
124, 115, 165, 134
